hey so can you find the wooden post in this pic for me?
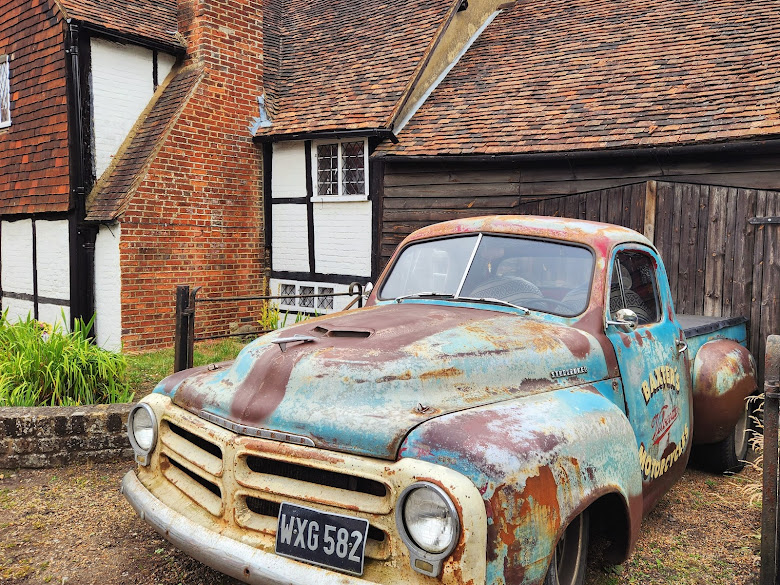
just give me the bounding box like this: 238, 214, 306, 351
761, 335, 780, 585
173, 285, 191, 373
644, 180, 657, 244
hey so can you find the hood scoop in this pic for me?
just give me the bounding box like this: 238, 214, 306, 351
312, 325, 372, 338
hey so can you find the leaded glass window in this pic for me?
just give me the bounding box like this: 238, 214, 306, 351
0, 56, 10, 128
314, 139, 367, 197
280, 283, 296, 306
317, 144, 338, 196
299, 286, 314, 308
317, 287, 334, 310
341, 141, 365, 195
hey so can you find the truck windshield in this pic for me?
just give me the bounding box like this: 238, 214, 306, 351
379, 234, 595, 316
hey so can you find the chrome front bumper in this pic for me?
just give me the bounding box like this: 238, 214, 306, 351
121, 470, 369, 585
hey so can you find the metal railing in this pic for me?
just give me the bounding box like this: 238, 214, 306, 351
173, 283, 364, 373
761, 334, 780, 585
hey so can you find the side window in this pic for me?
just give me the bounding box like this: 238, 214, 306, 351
609, 251, 660, 324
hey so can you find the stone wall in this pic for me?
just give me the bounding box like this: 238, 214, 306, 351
0, 404, 134, 468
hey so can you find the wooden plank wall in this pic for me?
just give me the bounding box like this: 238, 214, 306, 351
650, 182, 780, 379
379, 175, 779, 378
380, 169, 522, 263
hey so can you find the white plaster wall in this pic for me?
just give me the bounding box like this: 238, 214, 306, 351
158, 52, 176, 84
38, 303, 70, 329
4, 299, 34, 322
94, 223, 122, 351
1, 220, 36, 319
272, 204, 310, 272
1, 219, 70, 326
92, 38, 174, 178
313, 201, 372, 277
272, 142, 307, 198
35, 220, 70, 301
1, 219, 33, 296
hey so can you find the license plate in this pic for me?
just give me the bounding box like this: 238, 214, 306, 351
275, 502, 369, 576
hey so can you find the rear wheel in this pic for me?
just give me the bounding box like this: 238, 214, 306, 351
544, 510, 590, 585
697, 399, 751, 474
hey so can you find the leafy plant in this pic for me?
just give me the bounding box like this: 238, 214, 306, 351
0, 311, 133, 406
258, 302, 281, 332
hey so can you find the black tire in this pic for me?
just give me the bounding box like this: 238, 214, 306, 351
697, 399, 751, 474
544, 510, 590, 585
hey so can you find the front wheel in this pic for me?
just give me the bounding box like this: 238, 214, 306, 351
544, 510, 590, 585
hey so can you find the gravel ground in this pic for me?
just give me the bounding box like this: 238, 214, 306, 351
0, 458, 762, 585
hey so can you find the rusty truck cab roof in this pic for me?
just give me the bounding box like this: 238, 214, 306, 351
399, 215, 653, 253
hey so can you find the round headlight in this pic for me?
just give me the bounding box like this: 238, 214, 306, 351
399, 483, 459, 555
128, 404, 157, 462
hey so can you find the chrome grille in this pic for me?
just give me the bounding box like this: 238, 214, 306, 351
156, 412, 395, 561
245, 455, 387, 497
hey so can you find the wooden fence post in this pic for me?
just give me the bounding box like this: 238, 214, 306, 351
761, 335, 780, 585
644, 180, 657, 244
174, 285, 192, 373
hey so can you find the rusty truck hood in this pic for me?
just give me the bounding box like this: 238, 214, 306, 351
155, 303, 609, 460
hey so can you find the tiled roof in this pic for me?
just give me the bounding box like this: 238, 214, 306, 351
255, 0, 454, 138
57, 0, 185, 51
0, 0, 71, 215
379, 0, 780, 156
85, 65, 202, 221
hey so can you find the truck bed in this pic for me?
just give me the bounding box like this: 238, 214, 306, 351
677, 314, 749, 356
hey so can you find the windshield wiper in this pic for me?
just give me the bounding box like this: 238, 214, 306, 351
455, 296, 531, 314
395, 292, 530, 314
395, 292, 455, 303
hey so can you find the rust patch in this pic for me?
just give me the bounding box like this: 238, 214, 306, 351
692, 341, 757, 444
419, 367, 463, 381
228, 346, 305, 422
556, 327, 592, 360
573, 305, 619, 377
376, 371, 413, 383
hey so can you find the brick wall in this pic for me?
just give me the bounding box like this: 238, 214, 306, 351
0, 404, 133, 468
118, 0, 267, 350
0, 0, 70, 214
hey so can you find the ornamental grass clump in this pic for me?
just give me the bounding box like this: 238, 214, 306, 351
0, 312, 133, 407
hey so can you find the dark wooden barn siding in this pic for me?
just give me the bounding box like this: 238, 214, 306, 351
379, 163, 779, 378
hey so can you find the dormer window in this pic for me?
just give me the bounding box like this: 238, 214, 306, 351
0, 55, 10, 128
314, 139, 368, 200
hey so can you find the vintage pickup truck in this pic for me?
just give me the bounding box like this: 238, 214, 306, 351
122, 216, 757, 585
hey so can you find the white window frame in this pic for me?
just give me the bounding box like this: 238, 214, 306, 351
311, 138, 369, 203
0, 55, 10, 129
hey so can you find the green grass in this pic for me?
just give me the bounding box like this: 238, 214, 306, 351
126, 338, 246, 399
0, 312, 132, 406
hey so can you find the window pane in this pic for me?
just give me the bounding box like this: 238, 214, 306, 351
460, 235, 593, 316
280, 284, 296, 307
317, 144, 338, 196
341, 141, 364, 195
0, 56, 9, 125
609, 251, 660, 324
299, 286, 314, 308
379, 236, 479, 299
317, 287, 334, 310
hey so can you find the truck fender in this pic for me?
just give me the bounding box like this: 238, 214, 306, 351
691, 339, 757, 445
399, 383, 643, 585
